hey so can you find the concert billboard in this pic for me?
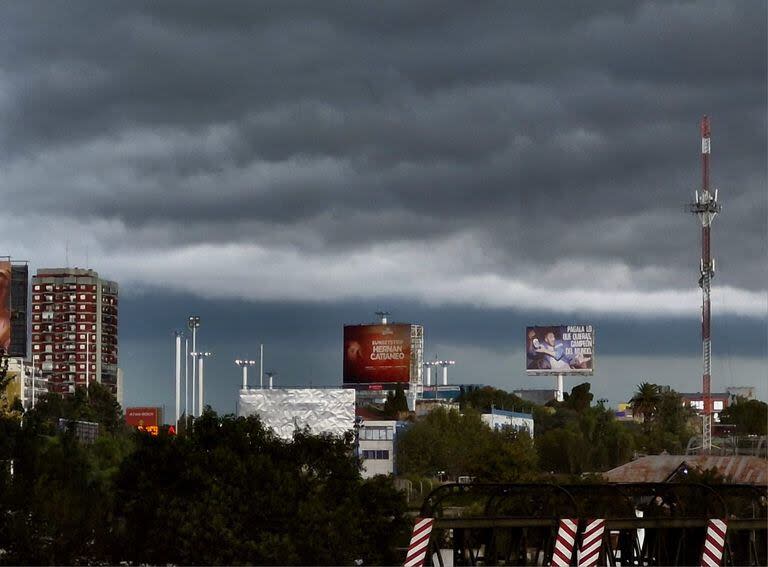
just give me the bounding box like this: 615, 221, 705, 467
0, 261, 10, 354
344, 324, 412, 386
526, 324, 594, 375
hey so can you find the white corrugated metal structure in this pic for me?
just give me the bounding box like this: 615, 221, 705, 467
237, 388, 355, 440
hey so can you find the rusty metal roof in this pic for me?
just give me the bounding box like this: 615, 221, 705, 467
603, 455, 768, 485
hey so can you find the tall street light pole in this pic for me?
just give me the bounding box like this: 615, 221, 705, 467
187, 316, 201, 416
191, 351, 213, 416
174, 331, 183, 429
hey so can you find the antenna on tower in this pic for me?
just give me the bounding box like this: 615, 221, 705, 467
688, 115, 722, 454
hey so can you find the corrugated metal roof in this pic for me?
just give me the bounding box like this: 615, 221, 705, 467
603, 455, 768, 485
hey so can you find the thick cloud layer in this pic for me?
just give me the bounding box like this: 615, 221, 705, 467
1, 1, 766, 317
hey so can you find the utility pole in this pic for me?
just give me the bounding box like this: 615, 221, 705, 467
689, 116, 721, 454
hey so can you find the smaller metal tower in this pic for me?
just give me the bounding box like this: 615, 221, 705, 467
688, 115, 721, 453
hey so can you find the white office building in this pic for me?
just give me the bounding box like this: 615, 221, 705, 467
358, 420, 398, 478
482, 408, 534, 437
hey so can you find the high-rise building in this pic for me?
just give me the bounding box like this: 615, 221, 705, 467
30, 268, 118, 396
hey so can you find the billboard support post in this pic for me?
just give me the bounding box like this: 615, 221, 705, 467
556, 374, 564, 402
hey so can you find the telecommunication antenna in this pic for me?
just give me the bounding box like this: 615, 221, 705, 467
688, 115, 721, 454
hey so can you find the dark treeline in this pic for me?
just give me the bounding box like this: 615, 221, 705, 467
0, 382, 409, 565
1, 362, 765, 564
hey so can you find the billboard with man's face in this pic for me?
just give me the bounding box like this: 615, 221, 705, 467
526, 325, 595, 375
344, 324, 412, 385
0, 261, 11, 354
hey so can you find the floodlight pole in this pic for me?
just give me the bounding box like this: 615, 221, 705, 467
235, 359, 256, 389
187, 316, 201, 415
191, 351, 212, 416
259, 343, 264, 389
174, 331, 183, 428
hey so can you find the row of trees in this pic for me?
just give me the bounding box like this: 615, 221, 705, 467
398, 381, 767, 479
0, 381, 410, 565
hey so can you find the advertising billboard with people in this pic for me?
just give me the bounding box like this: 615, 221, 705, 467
526, 324, 594, 375
343, 324, 412, 386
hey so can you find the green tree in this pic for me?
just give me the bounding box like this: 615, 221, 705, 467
397, 407, 538, 481
113, 410, 409, 565
383, 383, 409, 417
563, 382, 594, 413
458, 386, 535, 414
719, 398, 768, 435
629, 382, 661, 431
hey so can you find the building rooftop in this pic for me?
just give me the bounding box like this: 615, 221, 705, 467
603, 455, 767, 485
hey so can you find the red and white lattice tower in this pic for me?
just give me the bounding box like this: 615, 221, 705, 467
701, 519, 728, 567
689, 116, 721, 453
550, 518, 578, 566
404, 517, 434, 567
577, 518, 605, 567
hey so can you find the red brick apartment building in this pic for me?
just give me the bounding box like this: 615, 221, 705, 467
30, 268, 119, 397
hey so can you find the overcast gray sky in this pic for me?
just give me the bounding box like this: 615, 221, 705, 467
1, 1, 765, 411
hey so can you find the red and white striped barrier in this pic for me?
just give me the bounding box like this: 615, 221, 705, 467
701, 519, 728, 567
577, 518, 605, 567
551, 518, 578, 566
404, 517, 434, 567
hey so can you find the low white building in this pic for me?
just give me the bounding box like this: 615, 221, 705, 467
358, 420, 398, 478
481, 408, 534, 437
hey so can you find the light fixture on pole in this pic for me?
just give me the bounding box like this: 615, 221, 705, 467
191, 351, 212, 416
187, 315, 201, 415
235, 359, 257, 390
423, 361, 439, 387
435, 360, 455, 386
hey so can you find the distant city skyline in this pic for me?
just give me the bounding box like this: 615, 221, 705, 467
1, 2, 765, 415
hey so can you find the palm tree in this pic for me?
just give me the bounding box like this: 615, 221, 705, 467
630, 382, 661, 430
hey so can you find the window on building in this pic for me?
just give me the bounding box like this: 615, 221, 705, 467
361, 450, 390, 460
714, 400, 724, 411
361, 427, 393, 440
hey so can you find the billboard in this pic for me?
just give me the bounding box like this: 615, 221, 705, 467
0, 261, 10, 354
125, 406, 163, 436
344, 324, 412, 386
237, 388, 355, 440
526, 325, 594, 375
9, 264, 28, 357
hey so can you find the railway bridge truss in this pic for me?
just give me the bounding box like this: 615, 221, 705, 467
407, 482, 767, 566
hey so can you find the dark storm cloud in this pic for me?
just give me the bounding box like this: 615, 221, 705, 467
0, 1, 765, 301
